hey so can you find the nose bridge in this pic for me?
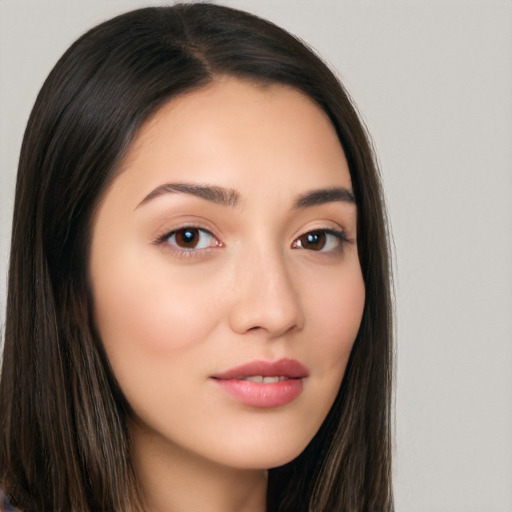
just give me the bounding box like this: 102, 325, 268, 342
229, 239, 305, 337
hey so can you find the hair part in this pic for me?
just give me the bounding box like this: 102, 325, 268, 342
0, 4, 393, 511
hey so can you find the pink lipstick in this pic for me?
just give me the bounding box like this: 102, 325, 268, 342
211, 359, 308, 408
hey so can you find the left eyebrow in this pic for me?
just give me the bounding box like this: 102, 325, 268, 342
293, 187, 356, 209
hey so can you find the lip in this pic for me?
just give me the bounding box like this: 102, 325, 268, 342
211, 358, 308, 408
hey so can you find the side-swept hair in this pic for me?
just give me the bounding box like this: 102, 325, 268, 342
0, 4, 393, 511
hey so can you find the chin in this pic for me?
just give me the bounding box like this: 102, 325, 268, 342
214, 434, 313, 471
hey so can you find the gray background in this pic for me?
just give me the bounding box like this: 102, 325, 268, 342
1, 1, 511, 511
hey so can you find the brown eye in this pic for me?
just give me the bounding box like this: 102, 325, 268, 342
175, 228, 200, 248
293, 229, 347, 252
166, 227, 217, 250
296, 231, 327, 251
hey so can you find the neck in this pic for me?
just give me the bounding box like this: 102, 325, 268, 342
130, 421, 267, 512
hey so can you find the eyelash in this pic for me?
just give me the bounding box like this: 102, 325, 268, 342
155, 226, 349, 257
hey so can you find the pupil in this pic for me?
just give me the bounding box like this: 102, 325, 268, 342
177, 228, 198, 248
304, 231, 325, 250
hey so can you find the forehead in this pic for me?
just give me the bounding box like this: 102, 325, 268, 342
113, 77, 352, 203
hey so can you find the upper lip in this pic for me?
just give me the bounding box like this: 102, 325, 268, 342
212, 358, 309, 380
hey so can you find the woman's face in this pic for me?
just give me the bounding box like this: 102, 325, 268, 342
89, 77, 365, 470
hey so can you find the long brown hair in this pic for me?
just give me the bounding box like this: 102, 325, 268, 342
0, 4, 393, 511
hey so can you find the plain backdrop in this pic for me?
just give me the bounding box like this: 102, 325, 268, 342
1, 1, 511, 511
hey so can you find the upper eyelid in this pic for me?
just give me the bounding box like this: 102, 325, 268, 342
293, 228, 349, 248
294, 222, 353, 242
154, 219, 216, 239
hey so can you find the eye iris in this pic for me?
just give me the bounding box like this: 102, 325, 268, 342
301, 231, 326, 250
175, 228, 199, 248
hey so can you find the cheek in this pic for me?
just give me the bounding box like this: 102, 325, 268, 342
90, 250, 222, 372
304, 265, 365, 377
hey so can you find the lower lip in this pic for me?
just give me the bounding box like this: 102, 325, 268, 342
212, 378, 304, 408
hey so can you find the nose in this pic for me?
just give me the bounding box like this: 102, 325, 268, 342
228, 248, 305, 338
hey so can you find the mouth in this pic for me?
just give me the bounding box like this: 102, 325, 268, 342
232, 375, 291, 383
212, 358, 309, 380
211, 358, 308, 408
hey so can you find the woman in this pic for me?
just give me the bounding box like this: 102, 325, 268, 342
0, 4, 393, 511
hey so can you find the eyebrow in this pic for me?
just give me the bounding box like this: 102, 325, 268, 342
136, 182, 355, 210
136, 183, 240, 209
293, 187, 355, 209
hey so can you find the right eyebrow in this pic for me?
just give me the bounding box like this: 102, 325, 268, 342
136, 182, 241, 209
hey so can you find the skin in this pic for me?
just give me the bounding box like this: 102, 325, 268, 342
89, 77, 365, 512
